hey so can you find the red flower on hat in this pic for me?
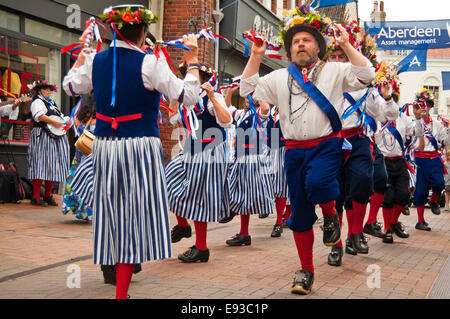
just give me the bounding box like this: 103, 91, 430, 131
106, 10, 117, 24
310, 20, 321, 30
133, 11, 141, 23
122, 12, 134, 23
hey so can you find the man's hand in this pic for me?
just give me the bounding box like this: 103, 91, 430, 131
12, 98, 21, 109
74, 51, 86, 68
251, 40, 267, 58
201, 82, 215, 99
335, 24, 350, 48
79, 26, 94, 46
183, 34, 199, 64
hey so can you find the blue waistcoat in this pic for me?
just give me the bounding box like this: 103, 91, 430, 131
92, 47, 161, 138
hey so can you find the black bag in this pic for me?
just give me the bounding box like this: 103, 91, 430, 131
20, 177, 33, 200
0, 167, 23, 203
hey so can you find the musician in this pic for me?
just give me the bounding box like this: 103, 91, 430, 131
239, 6, 375, 295
0, 97, 22, 118
28, 80, 69, 207
63, 5, 200, 299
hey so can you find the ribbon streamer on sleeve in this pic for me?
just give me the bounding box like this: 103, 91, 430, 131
62, 95, 83, 131
61, 18, 107, 58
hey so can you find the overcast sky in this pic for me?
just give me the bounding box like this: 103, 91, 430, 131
357, 0, 450, 22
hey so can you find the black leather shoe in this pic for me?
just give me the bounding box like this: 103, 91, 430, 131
328, 245, 343, 267
391, 222, 410, 238
322, 214, 341, 246
43, 196, 58, 206
259, 213, 269, 219
226, 233, 251, 246
271, 224, 283, 237
100, 265, 116, 285
345, 238, 357, 255
178, 245, 210, 263
218, 211, 236, 224
291, 269, 314, 295
415, 221, 431, 231
30, 198, 48, 206
363, 222, 385, 238
349, 233, 369, 254
382, 229, 394, 243
171, 225, 192, 243
430, 201, 440, 215
133, 263, 142, 274
402, 207, 410, 216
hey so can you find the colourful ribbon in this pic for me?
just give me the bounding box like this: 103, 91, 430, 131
242, 29, 283, 60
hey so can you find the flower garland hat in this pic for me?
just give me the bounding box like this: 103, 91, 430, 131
27, 80, 58, 93
98, 4, 160, 29
415, 88, 435, 108
278, 4, 334, 60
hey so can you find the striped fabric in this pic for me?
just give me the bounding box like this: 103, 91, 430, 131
408, 162, 417, 189
228, 148, 275, 215
70, 154, 94, 208
27, 127, 70, 182
92, 136, 171, 265
269, 146, 289, 198
165, 142, 230, 222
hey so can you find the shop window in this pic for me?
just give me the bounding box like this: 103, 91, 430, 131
25, 18, 80, 48
0, 34, 60, 145
0, 10, 20, 32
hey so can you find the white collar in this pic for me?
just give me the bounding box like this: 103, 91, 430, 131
114, 40, 145, 53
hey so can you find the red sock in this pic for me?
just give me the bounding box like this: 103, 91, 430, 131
351, 201, 367, 235
430, 193, 439, 203
44, 181, 54, 198
367, 192, 384, 224
284, 205, 292, 221
275, 197, 287, 225
176, 215, 190, 228
346, 209, 354, 237
115, 263, 135, 299
320, 201, 336, 218
392, 205, 404, 225
417, 205, 425, 223
293, 230, 315, 274
32, 179, 42, 200
240, 214, 250, 237
382, 208, 393, 231
194, 221, 208, 251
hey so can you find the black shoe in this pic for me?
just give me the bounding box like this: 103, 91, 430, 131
415, 221, 431, 231
30, 198, 48, 206
349, 233, 369, 254
133, 263, 142, 274
430, 201, 440, 215
43, 196, 58, 206
382, 229, 394, 243
402, 207, 410, 216
171, 225, 192, 243
259, 213, 269, 219
271, 224, 283, 237
322, 214, 341, 246
100, 265, 116, 286
391, 222, 410, 238
178, 245, 210, 263
218, 211, 236, 224
345, 238, 357, 255
363, 222, 385, 238
328, 245, 343, 267
226, 233, 251, 246
291, 269, 314, 295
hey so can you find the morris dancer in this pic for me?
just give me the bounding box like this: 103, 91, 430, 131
412, 89, 450, 231
28, 80, 69, 207
165, 63, 232, 263
63, 4, 201, 298
240, 5, 375, 294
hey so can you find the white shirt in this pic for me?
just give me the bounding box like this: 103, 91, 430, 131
0, 104, 13, 118
413, 117, 450, 152
343, 87, 399, 130
240, 60, 375, 141
63, 40, 200, 106
374, 114, 423, 157
169, 92, 232, 128
30, 96, 64, 122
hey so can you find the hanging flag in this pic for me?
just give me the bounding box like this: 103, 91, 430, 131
397, 49, 427, 74
311, 0, 357, 8
442, 71, 450, 91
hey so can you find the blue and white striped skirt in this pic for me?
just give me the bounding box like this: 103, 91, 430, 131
70, 154, 94, 208
92, 136, 171, 265
27, 127, 70, 182
269, 146, 289, 198
165, 142, 230, 222
228, 150, 275, 215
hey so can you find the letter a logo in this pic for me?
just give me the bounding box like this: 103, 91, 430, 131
409, 55, 421, 68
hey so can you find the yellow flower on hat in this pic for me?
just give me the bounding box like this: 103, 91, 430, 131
324, 17, 332, 25
290, 16, 305, 27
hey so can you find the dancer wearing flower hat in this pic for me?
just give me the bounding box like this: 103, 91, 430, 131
63, 4, 201, 299
412, 88, 450, 231
240, 5, 375, 295
27, 80, 70, 207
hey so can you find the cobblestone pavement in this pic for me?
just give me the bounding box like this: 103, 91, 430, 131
0, 196, 449, 300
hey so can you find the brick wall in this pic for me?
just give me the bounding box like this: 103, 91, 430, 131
427, 48, 450, 57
